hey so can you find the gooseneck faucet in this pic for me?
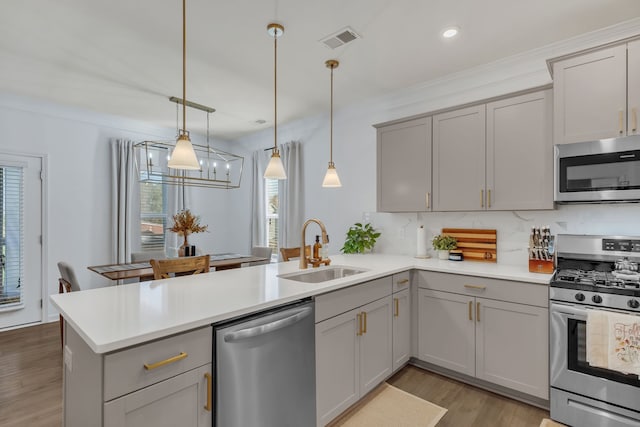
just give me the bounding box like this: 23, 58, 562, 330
300, 218, 329, 269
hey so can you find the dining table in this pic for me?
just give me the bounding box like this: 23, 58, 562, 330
87, 253, 269, 281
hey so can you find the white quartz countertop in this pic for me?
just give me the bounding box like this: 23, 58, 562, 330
51, 254, 551, 354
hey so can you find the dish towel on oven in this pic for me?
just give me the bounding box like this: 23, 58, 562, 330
586, 310, 609, 369
607, 312, 640, 377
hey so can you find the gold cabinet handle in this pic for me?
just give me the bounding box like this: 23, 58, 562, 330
204, 372, 212, 412
464, 284, 487, 290
632, 107, 638, 133
480, 189, 484, 208
394, 298, 399, 317
476, 302, 481, 322
426, 192, 430, 209
487, 189, 491, 208
468, 301, 473, 321
363, 311, 367, 334
356, 313, 362, 336
143, 352, 188, 370
619, 110, 624, 134
397, 278, 409, 285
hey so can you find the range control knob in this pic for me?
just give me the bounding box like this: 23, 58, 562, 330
592, 295, 603, 304
575, 293, 586, 302
628, 299, 640, 309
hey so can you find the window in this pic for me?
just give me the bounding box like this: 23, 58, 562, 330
265, 178, 279, 256
0, 166, 23, 308
140, 171, 167, 251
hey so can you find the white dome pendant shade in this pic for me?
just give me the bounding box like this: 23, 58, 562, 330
168, 0, 200, 171
322, 59, 341, 188
264, 23, 287, 180
168, 131, 200, 170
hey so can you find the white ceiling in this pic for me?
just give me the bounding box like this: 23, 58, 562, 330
2, 0, 640, 140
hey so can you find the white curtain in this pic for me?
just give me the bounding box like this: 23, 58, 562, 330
250, 149, 271, 247
110, 139, 140, 264
279, 141, 303, 248
250, 141, 303, 249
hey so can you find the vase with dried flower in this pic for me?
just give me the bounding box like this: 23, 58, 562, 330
169, 209, 208, 256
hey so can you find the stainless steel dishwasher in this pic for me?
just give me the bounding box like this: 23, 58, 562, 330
214, 299, 316, 427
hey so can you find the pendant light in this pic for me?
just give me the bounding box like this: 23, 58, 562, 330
263, 23, 287, 180
168, 0, 200, 170
322, 59, 342, 187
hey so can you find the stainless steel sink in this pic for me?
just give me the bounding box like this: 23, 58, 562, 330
279, 266, 368, 283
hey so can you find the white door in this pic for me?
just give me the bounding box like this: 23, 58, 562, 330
0, 153, 42, 329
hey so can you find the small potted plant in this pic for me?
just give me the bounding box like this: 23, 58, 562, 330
170, 209, 208, 256
432, 234, 457, 259
341, 222, 381, 254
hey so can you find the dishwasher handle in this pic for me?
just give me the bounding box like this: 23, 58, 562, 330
223, 306, 312, 343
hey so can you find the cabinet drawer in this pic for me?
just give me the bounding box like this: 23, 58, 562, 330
104, 326, 212, 401
416, 271, 547, 307
315, 276, 392, 323
392, 271, 411, 293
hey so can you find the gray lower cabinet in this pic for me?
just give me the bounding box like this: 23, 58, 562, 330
63, 324, 212, 427
417, 271, 549, 400
392, 288, 411, 372
315, 276, 393, 427
104, 364, 211, 427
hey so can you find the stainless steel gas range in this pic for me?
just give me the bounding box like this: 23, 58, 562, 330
550, 234, 640, 427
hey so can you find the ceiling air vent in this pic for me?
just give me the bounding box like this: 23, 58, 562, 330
320, 27, 361, 49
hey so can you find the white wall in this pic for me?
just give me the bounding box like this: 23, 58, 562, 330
233, 19, 640, 261
0, 93, 237, 322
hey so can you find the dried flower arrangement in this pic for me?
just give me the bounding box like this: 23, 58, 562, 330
170, 209, 208, 250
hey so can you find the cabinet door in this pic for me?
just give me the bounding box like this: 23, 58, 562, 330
316, 310, 360, 427
104, 364, 212, 427
359, 296, 393, 395
475, 298, 548, 399
629, 40, 640, 136
433, 105, 486, 211
553, 44, 627, 144
392, 289, 411, 372
417, 289, 475, 376
486, 90, 553, 210
377, 117, 432, 212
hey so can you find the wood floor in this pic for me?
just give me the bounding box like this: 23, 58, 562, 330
0, 322, 549, 427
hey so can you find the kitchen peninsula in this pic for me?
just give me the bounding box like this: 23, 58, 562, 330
52, 254, 550, 427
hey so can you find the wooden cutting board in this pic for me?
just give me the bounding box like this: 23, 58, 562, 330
442, 228, 497, 262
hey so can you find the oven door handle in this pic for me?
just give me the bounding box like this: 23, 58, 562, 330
550, 302, 587, 318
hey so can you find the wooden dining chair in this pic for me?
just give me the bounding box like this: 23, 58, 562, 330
150, 255, 211, 280
280, 246, 310, 262
57, 262, 82, 347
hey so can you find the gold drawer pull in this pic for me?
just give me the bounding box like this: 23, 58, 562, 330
143, 352, 188, 370
619, 110, 624, 134
468, 301, 473, 321
464, 284, 486, 290
204, 372, 212, 411
632, 107, 638, 132
397, 279, 409, 285
480, 189, 484, 208
476, 302, 481, 322
356, 313, 362, 336
394, 298, 399, 317
488, 189, 492, 208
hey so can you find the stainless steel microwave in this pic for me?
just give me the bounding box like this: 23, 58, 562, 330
554, 135, 640, 203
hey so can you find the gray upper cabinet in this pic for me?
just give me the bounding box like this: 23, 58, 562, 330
377, 117, 432, 212
629, 39, 640, 136
552, 44, 627, 144
433, 105, 486, 211
486, 89, 553, 210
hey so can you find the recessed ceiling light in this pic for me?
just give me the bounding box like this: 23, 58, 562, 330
442, 26, 460, 39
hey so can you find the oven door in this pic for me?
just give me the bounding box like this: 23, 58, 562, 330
550, 302, 640, 410
554, 137, 640, 202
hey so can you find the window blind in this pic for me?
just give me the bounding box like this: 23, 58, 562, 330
0, 166, 24, 308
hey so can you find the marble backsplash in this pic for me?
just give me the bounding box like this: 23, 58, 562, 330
365, 204, 640, 268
